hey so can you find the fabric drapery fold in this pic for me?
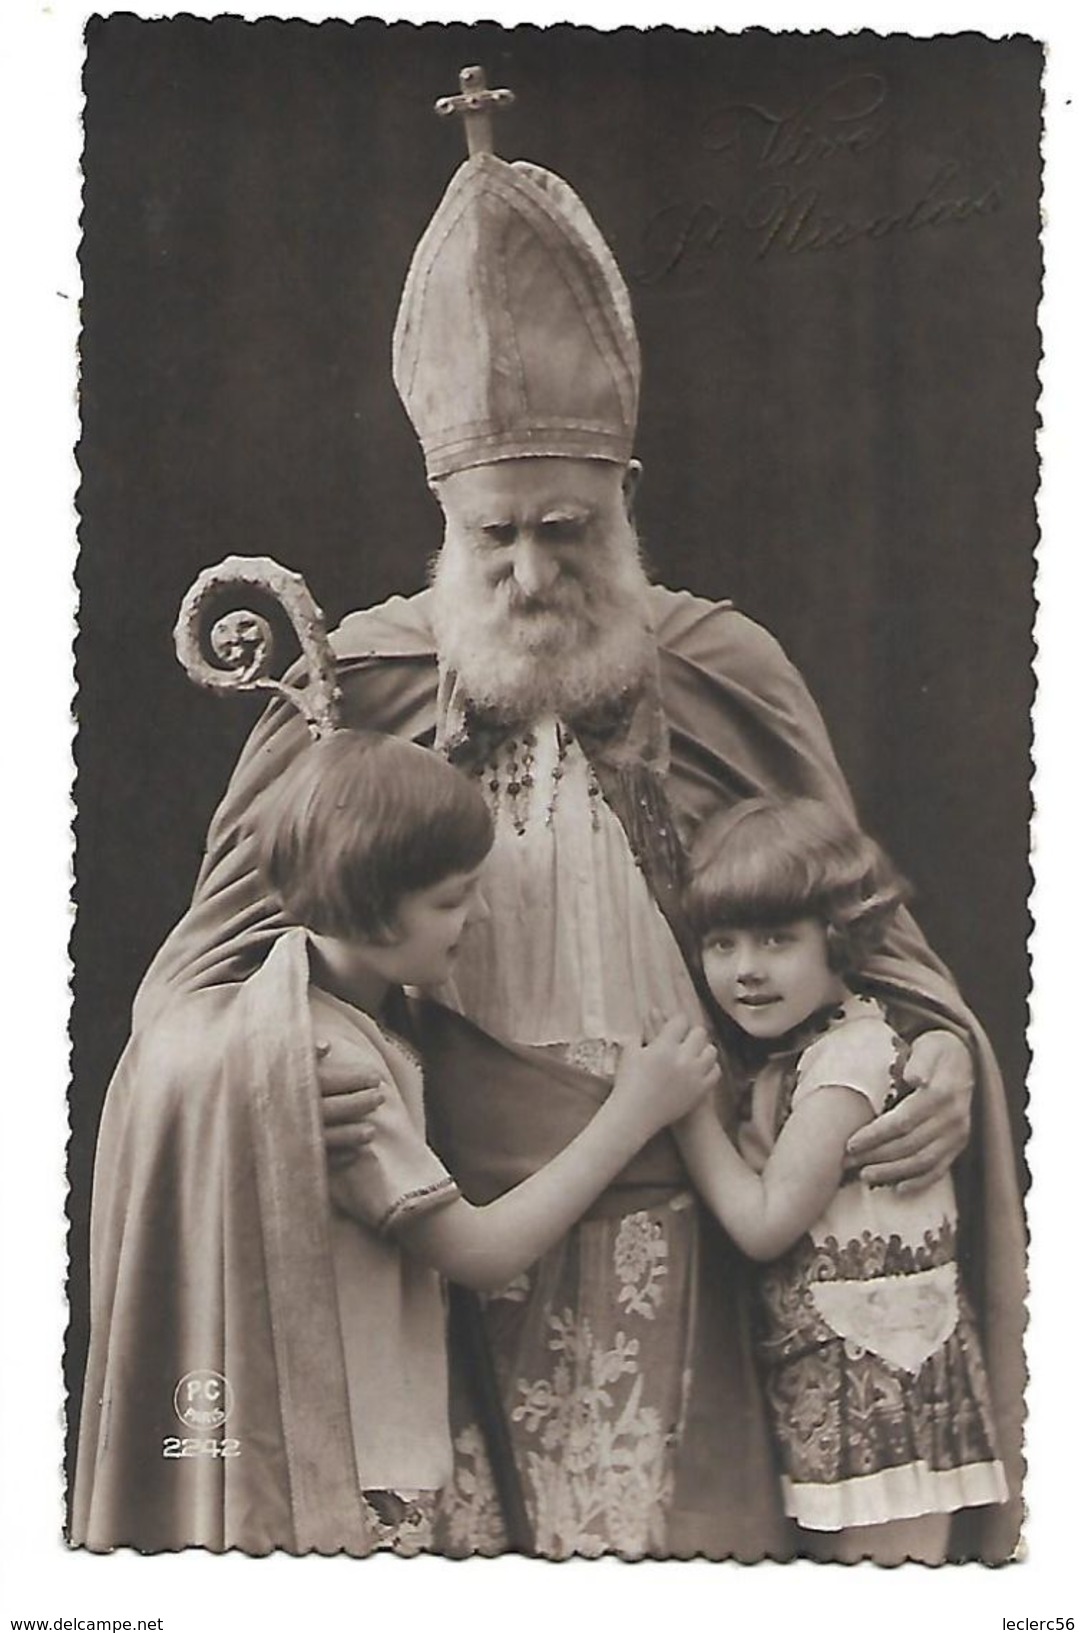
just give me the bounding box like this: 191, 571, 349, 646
72, 936, 370, 1554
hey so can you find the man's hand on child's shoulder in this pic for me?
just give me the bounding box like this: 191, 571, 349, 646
315, 1036, 387, 1171
845, 1029, 973, 1194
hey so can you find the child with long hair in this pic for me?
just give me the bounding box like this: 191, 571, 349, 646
253, 728, 717, 1550
676, 795, 1008, 1564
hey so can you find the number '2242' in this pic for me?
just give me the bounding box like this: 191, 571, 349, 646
162, 1437, 241, 1458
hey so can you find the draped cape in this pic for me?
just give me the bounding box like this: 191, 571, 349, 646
72, 586, 1025, 1560
71, 934, 370, 1554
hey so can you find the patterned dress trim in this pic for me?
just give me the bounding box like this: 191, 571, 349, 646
378, 1175, 461, 1235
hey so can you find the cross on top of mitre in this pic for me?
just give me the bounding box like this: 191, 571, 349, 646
435, 65, 515, 157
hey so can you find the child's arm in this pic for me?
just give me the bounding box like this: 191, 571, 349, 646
674, 1087, 874, 1262
396, 1017, 719, 1291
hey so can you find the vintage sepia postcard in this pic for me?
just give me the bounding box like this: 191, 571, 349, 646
4, 4, 1079, 1630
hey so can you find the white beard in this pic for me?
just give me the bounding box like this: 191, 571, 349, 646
429, 529, 655, 720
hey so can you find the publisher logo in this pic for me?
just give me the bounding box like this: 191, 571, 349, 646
173, 1369, 233, 1429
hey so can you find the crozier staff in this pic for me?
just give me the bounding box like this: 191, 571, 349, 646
72, 66, 1024, 1561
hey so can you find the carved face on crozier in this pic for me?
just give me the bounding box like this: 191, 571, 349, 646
429, 457, 654, 720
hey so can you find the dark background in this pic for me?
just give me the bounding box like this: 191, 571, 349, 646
70, 18, 1040, 1480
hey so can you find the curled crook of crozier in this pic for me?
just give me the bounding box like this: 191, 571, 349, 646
173, 554, 341, 740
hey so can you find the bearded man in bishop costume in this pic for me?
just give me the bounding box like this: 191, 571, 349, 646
72, 78, 1024, 1563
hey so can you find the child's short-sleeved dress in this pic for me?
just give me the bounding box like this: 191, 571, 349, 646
737, 992, 1009, 1532
309, 981, 461, 1549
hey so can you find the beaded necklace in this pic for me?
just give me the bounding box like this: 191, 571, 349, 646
478, 722, 603, 835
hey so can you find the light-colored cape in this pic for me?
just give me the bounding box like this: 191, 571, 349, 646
72, 933, 370, 1553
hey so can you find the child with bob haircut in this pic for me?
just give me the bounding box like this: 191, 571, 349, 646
674, 795, 1009, 1564
253, 728, 718, 1549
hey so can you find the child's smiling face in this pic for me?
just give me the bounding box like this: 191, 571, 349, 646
701, 916, 846, 1040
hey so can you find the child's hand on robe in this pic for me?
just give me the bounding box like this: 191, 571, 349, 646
611, 1014, 721, 1142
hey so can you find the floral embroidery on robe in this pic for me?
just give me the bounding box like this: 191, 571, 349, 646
433, 1197, 697, 1559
